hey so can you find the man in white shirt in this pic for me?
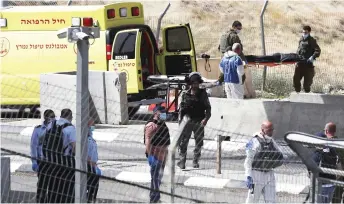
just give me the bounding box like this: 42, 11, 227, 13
244, 121, 285, 203
219, 43, 245, 99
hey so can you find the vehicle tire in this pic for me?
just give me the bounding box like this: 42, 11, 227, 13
128, 106, 140, 118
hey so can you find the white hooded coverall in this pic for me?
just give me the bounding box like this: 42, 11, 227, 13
244, 132, 285, 203
219, 50, 245, 99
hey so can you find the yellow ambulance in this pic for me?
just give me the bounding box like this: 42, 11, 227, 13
0, 2, 197, 113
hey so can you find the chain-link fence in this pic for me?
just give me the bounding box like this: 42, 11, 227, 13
0, 79, 309, 203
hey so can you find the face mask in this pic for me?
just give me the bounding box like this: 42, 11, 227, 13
89, 126, 95, 132
303, 34, 309, 38
236, 29, 241, 34
159, 113, 167, 121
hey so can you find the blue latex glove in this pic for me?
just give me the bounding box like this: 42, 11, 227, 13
32, 163, 39, 172
148, 155, 156, 166
246, 176, 253, 189
95, 167, 102, 176
216, 81, 222, 86
307, 56, 314, 63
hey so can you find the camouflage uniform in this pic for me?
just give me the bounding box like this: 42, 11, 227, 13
218, 29, 246, 62
177, 88, 211, 168
294, 35, 321, 93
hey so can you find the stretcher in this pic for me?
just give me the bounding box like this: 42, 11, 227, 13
246, 61, 297, 67
245, 53, 305, 67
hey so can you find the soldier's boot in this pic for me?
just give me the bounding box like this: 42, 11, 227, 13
192, 145, 202, 168
192, 159, 199, 169
177, 152, 186, 169
177, 159, 186, 170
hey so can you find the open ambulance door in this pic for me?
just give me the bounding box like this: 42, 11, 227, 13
110, 29, 143, 94
159, 24, 197, 76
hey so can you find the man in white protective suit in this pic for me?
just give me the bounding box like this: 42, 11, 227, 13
244, 120, 285, 203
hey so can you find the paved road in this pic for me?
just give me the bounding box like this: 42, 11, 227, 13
7, 172, 306, 203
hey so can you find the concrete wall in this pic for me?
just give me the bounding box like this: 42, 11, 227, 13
1, 157, 10, 203
40, 71, 128, 125
208, 97, 344, 140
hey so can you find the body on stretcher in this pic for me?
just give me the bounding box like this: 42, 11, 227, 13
245, 53, 305, 67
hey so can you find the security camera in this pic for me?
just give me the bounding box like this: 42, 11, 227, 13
76, 32, 89, 40
57, 28, 68, 39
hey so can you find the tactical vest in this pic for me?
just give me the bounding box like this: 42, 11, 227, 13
297, 36, 316, 59
317, 146, 338, 180
251, 136, 284, 171
144, 119, 171, 146
42, 120, 73, 166
183, 89, 206, 120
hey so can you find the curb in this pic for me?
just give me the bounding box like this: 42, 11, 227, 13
14, 164, 308, 195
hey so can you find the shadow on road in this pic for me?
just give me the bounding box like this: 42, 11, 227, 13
4, 190, 146, 203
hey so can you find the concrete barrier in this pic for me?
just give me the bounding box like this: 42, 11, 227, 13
1, 157, 10, 203
290, 92, 344, 105
40, 71, 128, 125
208, 97, 344, 140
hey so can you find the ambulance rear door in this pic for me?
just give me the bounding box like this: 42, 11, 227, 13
109, 29, 142, 94
159, 24, 197, 76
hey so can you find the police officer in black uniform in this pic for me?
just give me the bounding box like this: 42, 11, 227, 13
177, 72, 211, 169
294, 25, 321, 93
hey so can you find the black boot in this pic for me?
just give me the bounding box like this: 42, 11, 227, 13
193, 159, 199, 168
177, 160, 185, 169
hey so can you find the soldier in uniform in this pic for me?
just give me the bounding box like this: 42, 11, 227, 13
177, 72, 211, 169
294, 25, 321, 93
218, 20, 246, 62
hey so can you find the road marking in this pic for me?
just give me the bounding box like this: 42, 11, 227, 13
92, 131, 119, 142
20, 126, 35, 136
184, 177, 229, 188
115, 171, 151, 183
276, 183, 308, 194
10, 162, 23, 173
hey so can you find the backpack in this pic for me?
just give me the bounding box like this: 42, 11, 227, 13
143, 119, 170, 146
42, 120, 72, 165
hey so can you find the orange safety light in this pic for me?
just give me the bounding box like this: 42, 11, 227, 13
107, 9, 115, 19
83, 17, 93, 27
131, 7, 139, 16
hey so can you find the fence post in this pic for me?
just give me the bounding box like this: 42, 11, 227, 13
167, 116, 190, 203
260, 0, 269, 92
216, 135, 222, 174
75, 38, 89, 203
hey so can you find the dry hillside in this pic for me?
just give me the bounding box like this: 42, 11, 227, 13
7, 0, 344, 96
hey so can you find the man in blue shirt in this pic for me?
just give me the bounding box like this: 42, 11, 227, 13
219, 43, 245, 99
44, 108, 76, 203
30, 109, 55, 203
87, 118, 101, 203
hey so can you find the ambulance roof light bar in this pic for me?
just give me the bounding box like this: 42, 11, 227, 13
120, 8, 127, 17
71, 17, 81, 27
83, 18, 93, 27
0, 18, 7, 28
131, 7, 140, 16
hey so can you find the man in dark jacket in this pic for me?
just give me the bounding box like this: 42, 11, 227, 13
293, 25, 321, 93
177, 72, 211, 169
312, 122, 341, 203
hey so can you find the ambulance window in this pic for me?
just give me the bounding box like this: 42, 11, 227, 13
166, 27, 191, 52
113, 31, 137, 60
